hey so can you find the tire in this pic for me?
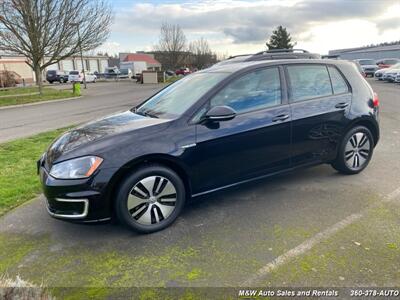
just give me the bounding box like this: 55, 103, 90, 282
59, 78, 64, 83
115, 164, 186, 233
331, 126, 374, 175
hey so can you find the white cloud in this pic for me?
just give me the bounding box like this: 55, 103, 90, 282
104, 0, 400, 56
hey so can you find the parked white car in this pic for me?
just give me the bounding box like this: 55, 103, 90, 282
375, 63, 400, 80
395, 74, 400, 83
382, 67, 400, 82
68, 70, 97, 83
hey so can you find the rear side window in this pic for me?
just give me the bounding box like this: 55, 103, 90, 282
210, 67, 281, 114
328, 66, 349, 94
287, 65, 332, 102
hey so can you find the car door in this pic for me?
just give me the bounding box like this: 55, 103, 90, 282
287, 64, 352, 166
189, 66, 292, 194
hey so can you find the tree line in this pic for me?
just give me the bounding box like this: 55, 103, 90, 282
153, 23, 218, 71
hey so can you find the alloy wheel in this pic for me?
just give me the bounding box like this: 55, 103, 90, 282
127, 176, 177, 225
344, 132, 371, 170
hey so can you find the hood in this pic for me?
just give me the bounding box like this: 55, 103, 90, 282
385, 68, 400, 73
45, 111, 169, 167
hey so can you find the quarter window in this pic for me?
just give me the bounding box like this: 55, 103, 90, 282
287, 65, 332, 102
210, 67, 281, 114
328, 66, 349, 94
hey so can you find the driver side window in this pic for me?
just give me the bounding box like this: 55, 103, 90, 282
210, 67, 281, 114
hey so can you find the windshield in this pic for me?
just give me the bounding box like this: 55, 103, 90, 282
389, 63, 400, 69
120, 69, 129, 74
358, 59, 376, 65
135, 72, 229, 119
70, 71, 79, 75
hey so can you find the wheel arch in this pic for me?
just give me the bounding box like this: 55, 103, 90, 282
346, 117, 379, 146
105, 154, 192, 213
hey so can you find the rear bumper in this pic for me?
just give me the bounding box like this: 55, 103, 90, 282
38, 159, 118, 222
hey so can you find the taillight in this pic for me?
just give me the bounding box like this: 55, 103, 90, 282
373, 92, 379, 107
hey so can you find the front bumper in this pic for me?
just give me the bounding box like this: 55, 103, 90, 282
38, 157, 118, 222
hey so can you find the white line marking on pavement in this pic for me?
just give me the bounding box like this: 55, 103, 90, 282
243, 186, 400, 286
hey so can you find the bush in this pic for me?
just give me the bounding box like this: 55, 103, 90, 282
0, 70, 17, 88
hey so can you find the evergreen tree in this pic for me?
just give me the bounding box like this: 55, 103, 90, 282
266, 26, 296, 50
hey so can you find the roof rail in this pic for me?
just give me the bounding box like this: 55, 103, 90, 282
254, 49, 310, 55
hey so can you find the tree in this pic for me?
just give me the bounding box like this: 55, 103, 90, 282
0, 0, 112, 94
154, 23, 187, 70
266, 26, 296, 50
189, 38, 216, 69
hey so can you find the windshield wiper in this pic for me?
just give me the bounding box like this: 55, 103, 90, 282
135, 109, 159, 119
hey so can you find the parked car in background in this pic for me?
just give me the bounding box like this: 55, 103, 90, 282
104, 67, 120, 79
394, 74, 400, 83
175, 67, 191, 75
378, 63, 400, 80
165, 70, 175, 76
38, 59, 380, 233
355, 59, 378, 77
376, 58, 400, 69
68, 71, 97, 83
118, 68, 132, 79
46, 70, 68, 84
382, 65, 400, 82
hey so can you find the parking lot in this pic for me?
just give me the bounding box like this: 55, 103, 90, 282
0, 79, 399, 295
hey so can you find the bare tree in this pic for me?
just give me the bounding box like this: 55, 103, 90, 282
0, 0, 113, 93
189, 37, 216, 69
154, 23, 187, 70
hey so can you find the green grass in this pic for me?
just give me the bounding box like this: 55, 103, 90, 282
0, 127, 72, 216
164, 76, 181, 83
0, 86, 41, 96
0, 87, 76, 107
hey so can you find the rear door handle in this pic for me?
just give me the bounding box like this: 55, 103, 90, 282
272, 114, 290, 122
335, 102, 349, 109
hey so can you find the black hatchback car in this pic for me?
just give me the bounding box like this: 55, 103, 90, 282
38, 59, 380, 233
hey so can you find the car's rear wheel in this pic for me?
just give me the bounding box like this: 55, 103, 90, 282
59, 78, 64, 83
115, 165, 186, 233
331, 126, 374, 174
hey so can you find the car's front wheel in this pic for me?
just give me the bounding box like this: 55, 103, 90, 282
115, 165, 186, 233
331, 126, 374, 174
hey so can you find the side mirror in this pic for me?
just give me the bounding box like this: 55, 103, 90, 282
202, 106, 237, 122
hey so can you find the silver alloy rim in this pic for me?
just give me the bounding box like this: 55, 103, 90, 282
127, 176, 177, 225
344, 132, 371, 170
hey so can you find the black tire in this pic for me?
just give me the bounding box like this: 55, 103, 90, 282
115, 164, 186, 233
331, 126, 374, 174
59, 78, 64, 83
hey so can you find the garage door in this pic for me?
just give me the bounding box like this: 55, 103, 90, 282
89, 60, 99, 72
100, 60, 108, 73
61, 60, 74, 72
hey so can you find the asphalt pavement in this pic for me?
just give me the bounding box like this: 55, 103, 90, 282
0, 79, 399, 294
0, 81, 163, 143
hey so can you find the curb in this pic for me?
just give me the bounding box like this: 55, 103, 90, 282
0, 96, 82, 110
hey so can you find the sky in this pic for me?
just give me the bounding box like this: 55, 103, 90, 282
97, 0, 400, 57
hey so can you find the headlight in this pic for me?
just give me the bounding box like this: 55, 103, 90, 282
49, 156, 103, 179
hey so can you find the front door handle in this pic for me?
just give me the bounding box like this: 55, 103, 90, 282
272, 114, 290, 122
335, 102, 349, 109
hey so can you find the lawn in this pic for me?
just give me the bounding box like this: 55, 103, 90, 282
0, 127, 72, 216
0, 86, 41, 96
0, 86, 77, 107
